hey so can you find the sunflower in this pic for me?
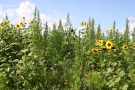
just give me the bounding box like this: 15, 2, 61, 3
111, 46, 116, 49
96, 40, 99, 43
83, 22, 87, 26
20, 21, 23, 26
92, 49, 99, 54
3, 20, 8, 24
123, 45, 128, 50
99, 40, 103, 46
70, 28, 74, 33
30, 20, 34, 24
106, 41, 113, 49
4, 57, 7, 60
109, 29, 113, 32
16, 24, 20, 29
64, 82, 67, 85
99, 32, 102, 35
0, 27, 3, 30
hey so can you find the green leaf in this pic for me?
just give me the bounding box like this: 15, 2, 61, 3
115, 77, 120, 83
123, 83, 128, 90
119, 70, 125, 77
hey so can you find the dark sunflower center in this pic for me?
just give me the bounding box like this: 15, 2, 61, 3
107, 43, 111, 46
71, 29, 73, 32
17, 25, 19, 27
93, 50, 97, 52
124, 46, 127, 48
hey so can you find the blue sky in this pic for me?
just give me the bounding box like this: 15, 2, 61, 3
0, 0, 135, 34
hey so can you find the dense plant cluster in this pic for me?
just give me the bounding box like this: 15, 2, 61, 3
0, 8, 135, 90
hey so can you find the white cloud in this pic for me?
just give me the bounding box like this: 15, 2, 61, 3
0, 1, 66, 29
128, 17, 135, 22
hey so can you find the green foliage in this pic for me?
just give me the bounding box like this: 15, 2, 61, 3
0, 8, 135, 89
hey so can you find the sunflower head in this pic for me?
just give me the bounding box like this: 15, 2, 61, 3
83, 22, 87, 26
20, 21, 23, 26
64, 82, 67, 85
4, 57, 7, 60
99, 32, 102, 35
99, 40, 103, 46
3, 20, 8, 24
30, 20, 34, 24
109, 29, 113, 32
70, 28, 74, 33
92, 49, 99, 54
106, 41, 113, 49
0, 27, 4, 30
123, 45, 128, 50
96, 40, 99, 43
16, 24, 20, 29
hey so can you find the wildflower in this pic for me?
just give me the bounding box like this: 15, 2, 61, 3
106, 41, 113, 49
30, 20, 34, 24
3, 20, 8, 24
65, 80, 68, 82
92, 49, 99, 54
70, 28, 74, 33
54, 63, 57, 65
83, 22, 87, 26
45, 52, 47, 57
123, 45, 128, 50
109, 29, 113, 32
20, 21, 23, 26
42, 60, 45, 63
49, 67, 53, 70
102, 47, 107, 51
4, 57, 7, 60
117, 68, 120, 71
16, 24, 20, 29
111, 46, 116, 49
80, 68, 82, 70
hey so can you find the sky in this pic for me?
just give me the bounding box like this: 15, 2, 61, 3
0, 0, 135, 35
